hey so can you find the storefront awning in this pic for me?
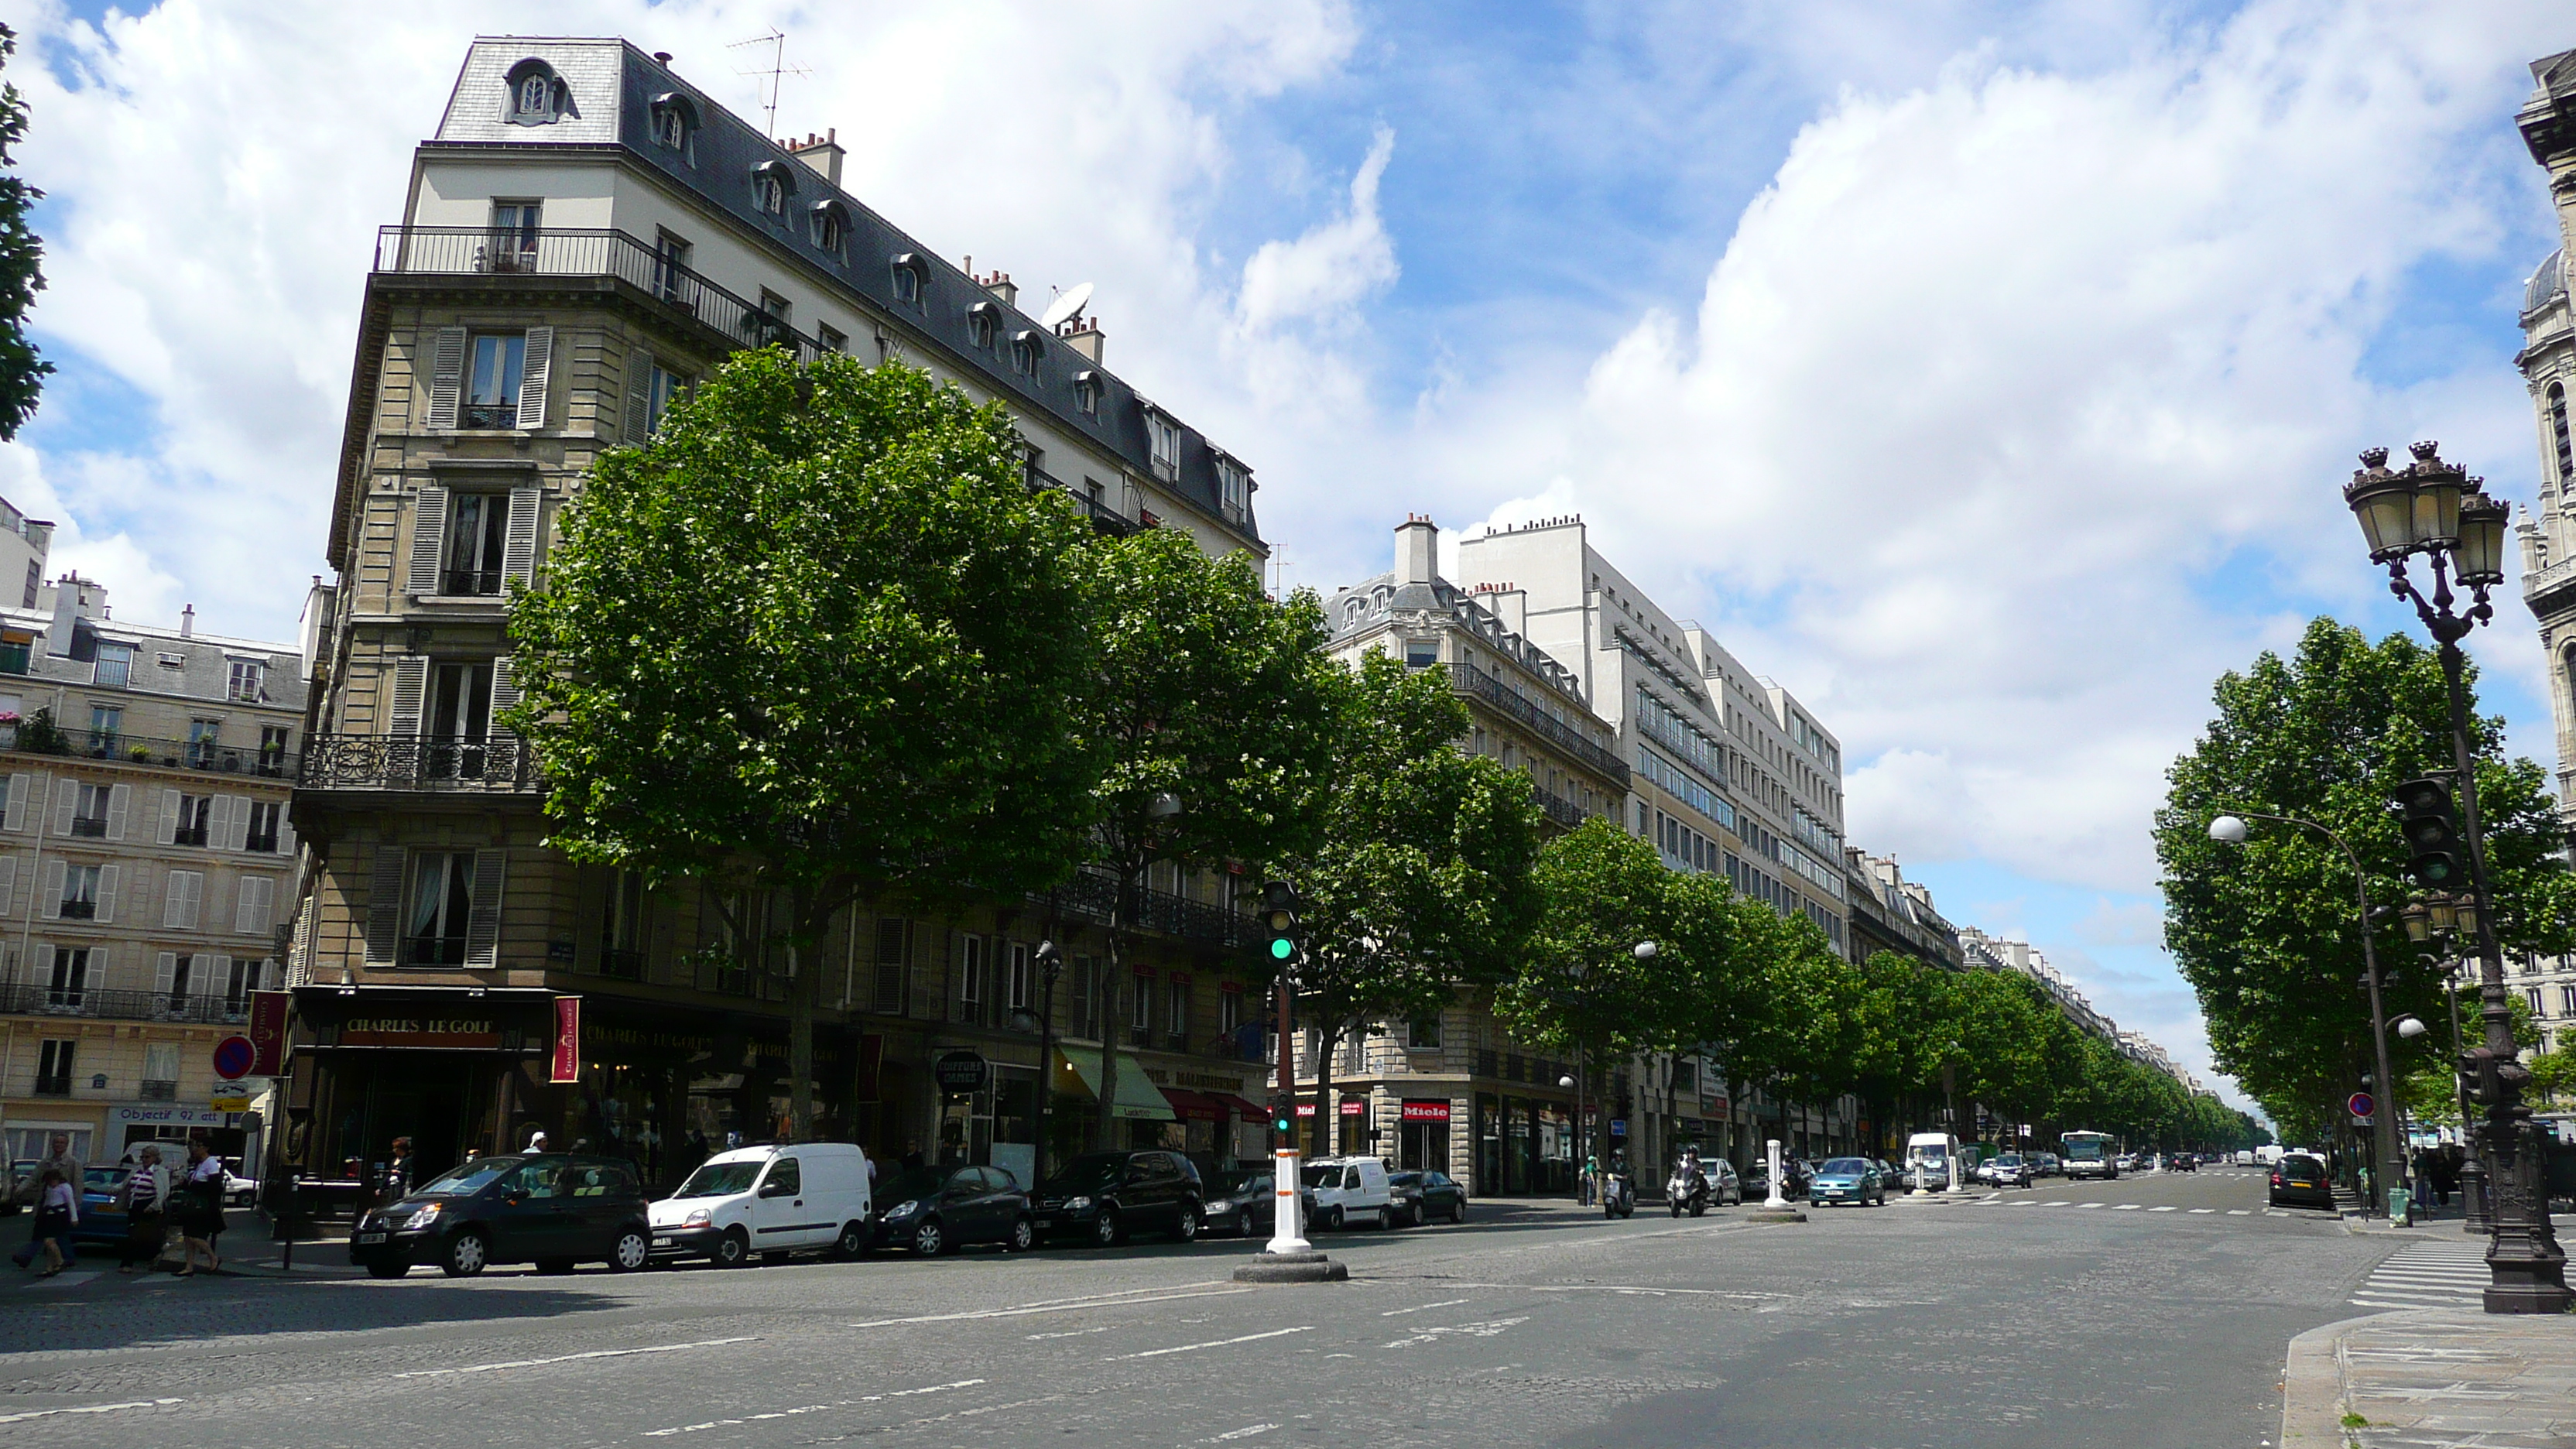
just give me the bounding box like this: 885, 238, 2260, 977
1163, 1088, 1228, 1123
1214, 1093, 1269, 1120
1052, 1046, 1176, 1122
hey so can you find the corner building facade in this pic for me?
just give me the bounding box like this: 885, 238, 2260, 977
287, 36, 1279, 1194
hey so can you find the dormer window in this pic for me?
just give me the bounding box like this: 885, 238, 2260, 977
968, 301, 999, 351
1145, 408, 1180, 481
1073, 369, 1101, 416
648, 92, 699, 158
1214, 454, 1249, 522
1009, 329, 1043, 377
890, 252, 927, 307
751, 160, 796, 217
502, 59, 574, 127
809, 199, 849, 255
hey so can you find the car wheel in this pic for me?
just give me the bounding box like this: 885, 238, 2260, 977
1325, 1207, 1345, 1232
712, 1228, 752, 1269
913, 1219, 947, 1256
834, 1221, 870, 1260
1452, 1201, 1468, 1225
611, 1229, 650, 1273
1007, 1216, 1035, 1253
1093, 1208, 1124, 1248
536, 1257, 576, 1276
365, 1259, 409, 1279
440, 1230, 488, 1278
1173, 1204, 1200, 1243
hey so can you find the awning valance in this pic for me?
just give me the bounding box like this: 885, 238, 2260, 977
1052, 1046, 1176, 1122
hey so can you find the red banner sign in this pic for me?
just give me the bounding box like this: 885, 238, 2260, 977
550, 995, 581, 1084
1399, 1100, 1451, 1122
246, 989, 290, 1076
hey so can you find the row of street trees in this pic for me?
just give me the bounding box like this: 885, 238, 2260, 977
508, 348, 2250, 1159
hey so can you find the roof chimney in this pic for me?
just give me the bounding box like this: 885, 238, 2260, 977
1060, 315, 1104, 365
45, 571, 96, 657
1395, 514, 1439, 587
790, 127, 844, 187
180, 604, 195, 639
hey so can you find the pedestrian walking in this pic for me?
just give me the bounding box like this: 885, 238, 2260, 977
28, 1166, 75, 1276
382, 1137, 413, 1201
12, 1132, 81, 1269
177, 1141, 226, 1276
526, 1128, 550, 1153
118, 1146, 170, 1275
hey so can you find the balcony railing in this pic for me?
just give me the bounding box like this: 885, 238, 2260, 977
9, 729, 295, 779
2526, 553, 2576, 601
0, 981, 254, 1024
1446, 663, 1632, 788
1533, 783, 1590, 829
439, 567, 503, 598
375, 226, 831, 362
1040, 868, 1251, 950
300, 733, 536, 793
1029, 467, 1136, 537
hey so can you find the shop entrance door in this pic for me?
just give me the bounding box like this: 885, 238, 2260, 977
1399, 1118, 1449, 1172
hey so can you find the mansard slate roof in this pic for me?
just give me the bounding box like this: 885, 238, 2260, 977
2526, 248, 2566, 321
1328, 570, 1588, 704
430, 37, 1258, 545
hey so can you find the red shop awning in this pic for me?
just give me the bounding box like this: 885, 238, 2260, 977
1163, 1088, 1229, 1123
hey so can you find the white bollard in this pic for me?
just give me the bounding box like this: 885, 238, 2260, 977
1266, 1148, 1312, 1255
1762, 1138, 1789, 1210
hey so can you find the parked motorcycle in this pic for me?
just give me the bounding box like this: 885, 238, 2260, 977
1602, 1162, 1636, 1218
1666, 1156, 1711, 1218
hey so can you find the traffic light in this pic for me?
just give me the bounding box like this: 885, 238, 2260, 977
1273, 1091, 1295, 1136
2389, 778, 2463, 887
1261, 879, 1300, 968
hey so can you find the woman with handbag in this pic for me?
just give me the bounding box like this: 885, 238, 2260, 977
177, 1142, 225, 1276
29, 1166, 75, 1276
118, 1146, 170, 1275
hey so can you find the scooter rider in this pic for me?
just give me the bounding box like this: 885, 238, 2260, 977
1667, 1146, 1710, 1217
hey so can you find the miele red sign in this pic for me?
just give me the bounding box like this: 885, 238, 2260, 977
1399, 1100, 1451, 1122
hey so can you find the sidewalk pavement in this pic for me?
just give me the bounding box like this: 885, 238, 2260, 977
2282, 1307, 2575, 1448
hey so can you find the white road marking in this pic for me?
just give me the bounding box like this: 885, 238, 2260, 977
1381, 1298, 1472, 1316
644, 1379, 986, 1437
1115, 1327, 1314, 1361
1211, 1426, 1281, 1441
852, 1285, 1254, 1328
392, 1336, 755, 1379
2078, 1202, 2105, 1208
1434, 1281, 1783, 1300
1025, 1325, 1115, 1341
2188, 1208, 2215, 1214
0, 1399, 184, 1426
2149, 1206, 2178, 1212
2002, 1200, 2035, 1207
2037, 1201, 2070, 1208
2112, 1204, 2143, 1211
1383, 1317, 1530, 1349
2226, 1210, 2251, 1215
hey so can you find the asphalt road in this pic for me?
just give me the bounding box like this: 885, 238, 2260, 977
0, 1166, 2390, 1448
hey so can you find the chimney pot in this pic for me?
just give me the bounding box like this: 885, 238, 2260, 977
652, 50, 672, 64
180, 604, 195, 639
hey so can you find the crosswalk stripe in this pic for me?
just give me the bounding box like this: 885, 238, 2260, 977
2226, 1210, 2250, 1215
2113, 1204, 2142, 1211
2038, 1201, 2068, 1208
2149, 1206, 2177, 1212
2187, 1208, 2215, 1214
2078, 1202, 2103, 1208
2351, 1242, 2489, 1311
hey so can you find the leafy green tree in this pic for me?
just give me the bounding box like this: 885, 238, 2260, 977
2154, 618, 2576, 1135
1080, 526, 1342, 1144
1282, 651, 1546, 1153
509, 353, 1103, 1139
0, 26, 46, 440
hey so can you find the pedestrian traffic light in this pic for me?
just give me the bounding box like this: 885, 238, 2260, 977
1261, 880, 1300, 966
2389, 778, 2463, 887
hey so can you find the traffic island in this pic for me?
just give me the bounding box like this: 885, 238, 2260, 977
1233, 1249, 1348, 1283
1744, 1208, 1808, 1224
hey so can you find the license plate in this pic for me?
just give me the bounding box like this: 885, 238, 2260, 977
653, 1236, 674, 1246
1034, 1218, 1056, 1228
356, 1231, 387, 1245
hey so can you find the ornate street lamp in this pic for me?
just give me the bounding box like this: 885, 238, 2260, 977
1008, 940, 1065, 1189
2341, 442, 2569, 1314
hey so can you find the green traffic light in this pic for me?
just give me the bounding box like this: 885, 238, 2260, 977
1270, 937, 1293, 960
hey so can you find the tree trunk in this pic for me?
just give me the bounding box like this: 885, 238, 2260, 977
785, 880, 820, 1142
1097, 867, 1131, 1151
1314, 1018, 1340, 1157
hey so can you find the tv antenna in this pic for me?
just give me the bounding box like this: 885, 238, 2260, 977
729, 27, 810, 139
1040, 281, 1095, 331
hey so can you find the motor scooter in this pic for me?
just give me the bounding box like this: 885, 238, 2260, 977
1602, 1162, 1636, 1218
1666, 1157, 1710, 1218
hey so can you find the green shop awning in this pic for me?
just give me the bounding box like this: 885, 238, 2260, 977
1053, 1045, 1177, 1122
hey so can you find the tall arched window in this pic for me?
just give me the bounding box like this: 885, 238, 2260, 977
2551, 382, 2573, 488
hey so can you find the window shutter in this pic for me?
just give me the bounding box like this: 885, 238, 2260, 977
363, 847, 405, 967
2, 772, 27, 833
291, 892, 317, 982
95, 864, 120, 925
464, 848, 508, 968
50, 779, 74, 838
502, 486, 541, 591
104, 783, 131, 842
406, 485, 448, 594
0, 855, 16, 917
155, 951, 178, 997
235, 876, 275, 936
278, 814, 296, 862
163, 869, 198, 931
625, 350, 655, 441
425, 327, 466, 430
515, 326, 553, 430
950, 930, 968, 1023
224, 796, 251, 851
388, 656, 429, 738
39, 858, 62, 918
156, 789, 179, 846
488, 656, 521, 735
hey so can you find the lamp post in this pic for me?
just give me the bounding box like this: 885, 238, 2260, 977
1009, 940, 1064, 1190
2341, 441, 2569, 1313
2403, 896, 2492, 1231
1560, 940, 1657, 1204
2207, 811, 2404, 1218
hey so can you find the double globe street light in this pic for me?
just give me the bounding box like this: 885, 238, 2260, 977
2341, 441, 2568, 1314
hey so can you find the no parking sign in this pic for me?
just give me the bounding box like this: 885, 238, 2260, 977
212, 1035, 255, 1081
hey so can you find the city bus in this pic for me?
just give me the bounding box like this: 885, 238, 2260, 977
2061, 1129, 2119, 1181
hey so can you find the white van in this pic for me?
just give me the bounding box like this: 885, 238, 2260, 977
1300, 1156, 1394, 1230
649, 1142, 873, 1267
1905, 1132, 1963, 1192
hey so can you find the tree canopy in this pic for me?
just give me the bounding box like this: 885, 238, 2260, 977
0, 25, 51, 440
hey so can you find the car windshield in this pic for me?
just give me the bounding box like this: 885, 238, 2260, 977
1040, 1153, 1129, 1194
1818, 1159, 1871, 1174
417, 1158, 522, 1197
83, 1166, 125, 1192
1995, 1156, 2023, 1166
1388, 1172, 1421, 1187
670, 1160, 764, 1199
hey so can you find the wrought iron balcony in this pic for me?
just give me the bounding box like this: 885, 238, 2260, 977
0, 981, 254, 1024
374, 226, 832, 362
300, 733, 537, 793
438, 567, 504, 598
1445, 663, 1632, 788
1039, 868, 1251, 950
8, 728, 294, 779
1533, 783, 1591, 829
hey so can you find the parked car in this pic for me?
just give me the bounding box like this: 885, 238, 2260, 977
1806, 1157, 1886, 1208
2030, 1153, 2062, 1178
1742, 1157, 1810, 1201
1977, 1153, 2032, 1188
1033, 1149, 1204, 1246
1389, 1169, 1469, 1225
71, 1165, 134, 1254
1203, 1170, 1310, 1238
1303, 1156, 1396, 1230
869, 1163, 1031, 1255
2269, 1154, 2334, 1210
353, 1153, 653, 1278
221, 1158, 260, 1207
649, 1142, 873, 1267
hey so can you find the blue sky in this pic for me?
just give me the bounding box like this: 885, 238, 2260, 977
7, 1, 2574, 1114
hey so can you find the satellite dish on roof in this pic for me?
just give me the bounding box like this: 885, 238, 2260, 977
1040, 281, 1094, 331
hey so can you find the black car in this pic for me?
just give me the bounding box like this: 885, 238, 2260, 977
1742, 1157, 1810, 1201
2269, 1154, 2334, 1210
1388, 1170, 1468, 1225
1032, 1150, 1204, 1246
351, 1153, 652, 1278
1202, 1170, 1314, 1237
871, 1164, 1033, 1255
2171, 1153, 2198, 1173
